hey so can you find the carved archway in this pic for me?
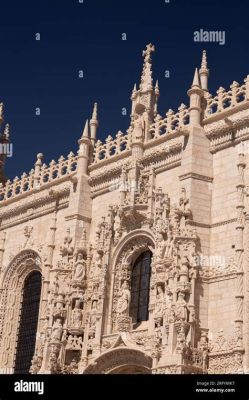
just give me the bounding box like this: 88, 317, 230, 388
83, 347, 152, 374
0, 250, 42, 371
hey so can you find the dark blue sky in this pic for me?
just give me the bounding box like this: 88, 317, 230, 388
1, 0, 249, 179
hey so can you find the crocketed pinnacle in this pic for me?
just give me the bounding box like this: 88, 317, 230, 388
140, 43, 155, 92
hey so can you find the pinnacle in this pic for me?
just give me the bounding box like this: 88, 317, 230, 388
200, 50, 209, 74
91, 103, 98, 120
82, 119, 89, 138
192, 68, 201, 87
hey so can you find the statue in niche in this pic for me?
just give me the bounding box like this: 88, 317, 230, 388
165, 288, 174, 323
53, 294, 65, 318
92, 299, 98, 311
179, 188, 191, 229
132, 113, 145, 142
154, 285, 165, 317
93, 251, 103, 278
51, 318, 63, 341
50, 275, 59, 295
165, 230, 174, 258
60, 228, 74, 260
73, 252, 86, 281
117, 280, 131, 315
155, 319, 163, 344
175, 292, 188, 322
113, 210, 122, 243
71, 300, 83, 328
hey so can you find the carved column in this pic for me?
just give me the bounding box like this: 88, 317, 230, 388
235, 151, 245, 360
0, 231, 6, 275
38, 212, 57, 372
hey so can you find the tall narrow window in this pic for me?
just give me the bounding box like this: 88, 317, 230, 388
130, 251, 152, 323
14, 271, 42, 374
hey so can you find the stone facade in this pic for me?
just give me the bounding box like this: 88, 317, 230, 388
0, 44, 248, 374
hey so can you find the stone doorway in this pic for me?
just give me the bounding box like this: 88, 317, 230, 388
83, 347, 152, 374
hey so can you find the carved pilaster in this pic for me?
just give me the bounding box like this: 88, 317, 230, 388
235, 151, 245, 357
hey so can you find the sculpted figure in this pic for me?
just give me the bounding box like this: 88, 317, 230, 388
117, 281, 131, 315
71, 300, 83, 328
155, 285, 164, 317
73, 252, 86, 281
93, 251, 102, 277
165, 288, 174, 323
175, 292, 188, 322
132, 114, 145, 142
51, 318, 63, 341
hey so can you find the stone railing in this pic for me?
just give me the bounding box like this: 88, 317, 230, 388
0, 152, 78, 202
93, 131, 131, 164
148, 104, 190, 140
205, 76, 249, 118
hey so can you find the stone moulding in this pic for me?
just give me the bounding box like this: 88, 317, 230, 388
0, 181, 72, 224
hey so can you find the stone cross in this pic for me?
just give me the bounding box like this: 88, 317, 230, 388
142, 43, 155, 62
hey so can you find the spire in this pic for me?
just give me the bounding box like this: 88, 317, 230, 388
140, 43, 155, 91
90, 102, 99, 148
199, 50, 209, 91
187, 68, 203, 126
155, 80, 160, 95
0, 122, 10, 185
77, 119, 91, 175
82, 119, 89, 138
192, 68, 201, 88
0, 103, 4, 126
200, 50, 208, 72
131, 83, 137, 99
91, 102, 98, 121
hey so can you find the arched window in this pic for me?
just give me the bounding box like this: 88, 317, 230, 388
130, 251, 152, 323
14, 271, 42, 373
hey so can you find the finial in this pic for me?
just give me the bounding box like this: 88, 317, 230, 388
82, 119, 89, 138
91, 103, 98, 121
2, 123, 10, 140
155, 80, 160, 95
140, 43, 155, 92
199, 51, 209, 91
142, 43, 155, 61
35, 153, 43, 166
192, 68, 201, 87
0, 103, 4, 123
200, 50, 209, 73
132, 83, 137, 93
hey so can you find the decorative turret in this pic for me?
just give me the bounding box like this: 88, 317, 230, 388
187, 68, 204, 127
77, 119, 91, 175
0, 104, 10, 185
199, 50, 209, 92
130, 44, 159, 144
90, 102, 98, 148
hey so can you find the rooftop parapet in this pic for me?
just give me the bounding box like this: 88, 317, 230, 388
0, 151, 78, 202
204, 76, 249, 119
